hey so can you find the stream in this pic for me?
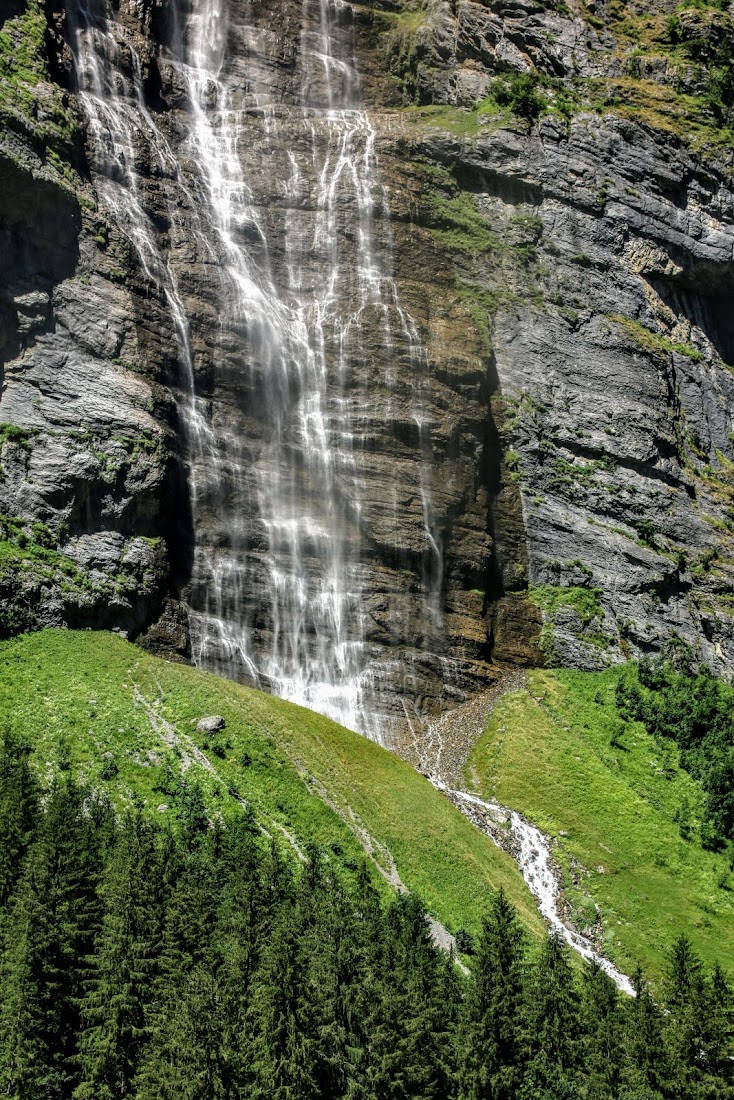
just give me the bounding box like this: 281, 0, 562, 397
432, 780, 635, 995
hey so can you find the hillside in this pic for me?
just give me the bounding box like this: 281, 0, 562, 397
0, 628, 542, 942
2, 629, 733, 986
465, 667, 734, 977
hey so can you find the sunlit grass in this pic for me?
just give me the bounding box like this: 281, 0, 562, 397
0, 628, 542, 940
466, 667, 734, 980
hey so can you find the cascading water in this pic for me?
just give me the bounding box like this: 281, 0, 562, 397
173, 0, 371, 731
69, 0, 445, 738
433, 784, 635, 995
66, 1, 213, 461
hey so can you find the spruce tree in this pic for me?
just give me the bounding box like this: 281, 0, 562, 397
0, 727, 39, 909
303, 867, 367, 1098
619, 966, 671, 1100
663, 934, 709, 1096
522, 929, 581, 1099
217, 811, 267, 1094
0, 779, 103, 1099
363, 892, 450, 1099
74, 810, 168, 1099
249, 895, 320, 1099
704, 961, 734, 1092
135, 833, 228, 1099
459, 887, 527, 1100
580, 961, 623, 1100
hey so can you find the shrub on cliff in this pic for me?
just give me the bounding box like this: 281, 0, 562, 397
493, 72, 545, 122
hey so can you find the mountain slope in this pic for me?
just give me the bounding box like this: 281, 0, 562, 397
465, 667, 734, 977
0, 628, 542, 940
2, 629, 732, 981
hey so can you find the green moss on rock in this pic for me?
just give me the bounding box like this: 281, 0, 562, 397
528, 584, 605, 627
610, 314, 704, 361
0, 0, 79, 169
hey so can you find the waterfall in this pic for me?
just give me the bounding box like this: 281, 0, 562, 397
69, 0, 445, 739
66, 0, 215, 478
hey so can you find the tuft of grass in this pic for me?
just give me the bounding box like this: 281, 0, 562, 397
453, 280, 502, 351
0, 1, 47, 85
610, 315, 704, 361
547, 454, 616, 496
0, 423, 35, 449
395, 95, 514, 138
0, 629, 543, 940
465, 666, 734, 981
421, 188, 496, 254
0, 423, 36, 480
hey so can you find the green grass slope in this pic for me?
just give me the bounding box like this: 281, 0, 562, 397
0, 628, 542, 940
465, 668, 734, 979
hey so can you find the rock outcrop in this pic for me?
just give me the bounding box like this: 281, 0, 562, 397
371, 0, 734, 674
0, 2, 174, 640
1, 0, 734, 735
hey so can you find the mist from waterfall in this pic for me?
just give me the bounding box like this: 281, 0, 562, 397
68, 0, 445, 739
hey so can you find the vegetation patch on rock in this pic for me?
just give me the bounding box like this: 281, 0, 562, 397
0, 0, 78, 172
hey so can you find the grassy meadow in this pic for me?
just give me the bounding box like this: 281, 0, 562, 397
465, 667, 734, 978
0, 628, 542, 941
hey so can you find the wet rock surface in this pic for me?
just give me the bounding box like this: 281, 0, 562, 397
395, 669, 528, 784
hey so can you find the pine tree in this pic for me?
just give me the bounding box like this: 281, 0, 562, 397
619, 966, 671, 1100
0, 778, 103, 1099
459, 887, 527, 1100
135, 832, 228, 1099
580, 960, 623, 1100
522, 930, 581, 1100
74, 810, 168, 1099
0, 727, 39, 909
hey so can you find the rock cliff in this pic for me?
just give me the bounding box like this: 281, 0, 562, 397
1, 0, 734, 736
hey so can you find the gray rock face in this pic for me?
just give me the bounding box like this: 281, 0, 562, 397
2, 0, 734, 734
0, 50, 173, 637
416, 113, 734, 671
379, 0, 617, 106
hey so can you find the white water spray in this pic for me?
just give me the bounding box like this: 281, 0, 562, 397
165, 0, 443, 736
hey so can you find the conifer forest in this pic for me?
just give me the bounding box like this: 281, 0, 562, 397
0, 731, 731, 1100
